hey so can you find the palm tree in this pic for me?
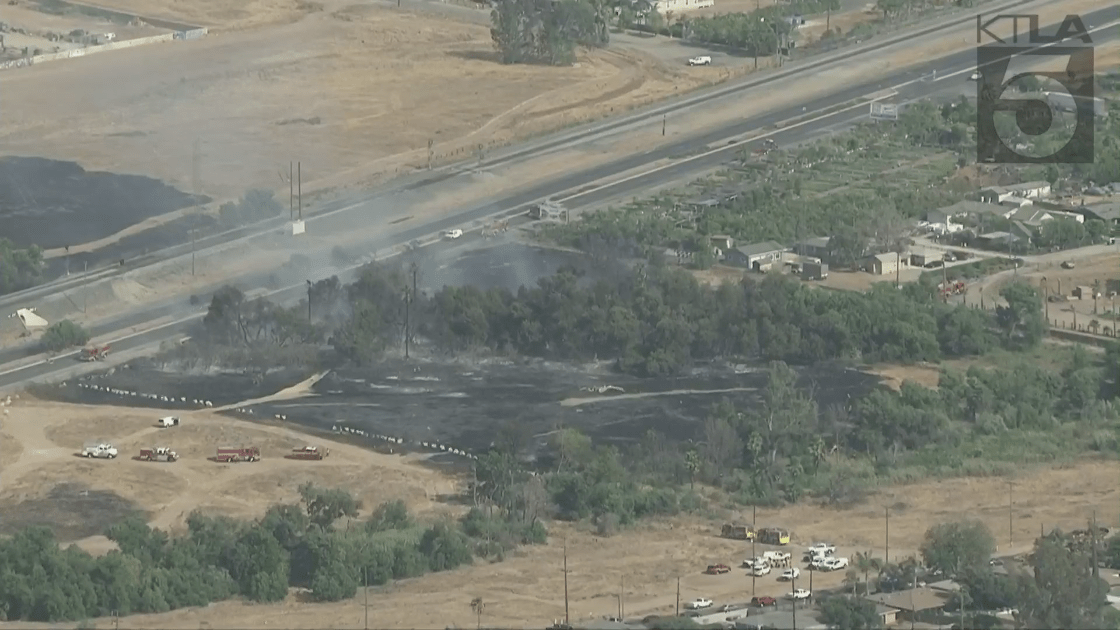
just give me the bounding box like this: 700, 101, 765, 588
843, 567, 862, 595
854, 551, 883, 594
1089, 319, 1101, 335
471, 597, 485, 630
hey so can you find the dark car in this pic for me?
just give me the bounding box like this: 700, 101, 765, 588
751, 596, 777, 607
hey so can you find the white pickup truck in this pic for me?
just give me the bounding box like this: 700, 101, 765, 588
685, 597, 713, 610
83, 443, 118, 459
821, 557, 849, 571
688, 55, 712, 66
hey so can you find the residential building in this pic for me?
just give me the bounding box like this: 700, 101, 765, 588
731, 609, 827, 630
709, 235, 734, 251
908, 247, 942, 267
653, 0, 714, 14
725, 241, 787, 270
1047, 209, 1085, 223
794, 236, 832, 261
1074, 285, 1098, 300
865, 587, 952, 622
1007, 206, 1053, 227
1000, 195, 1034, 209
979, 181, 1052, 203
865, 252, 900, 276
1080, 201, 1120, 227
977, 231, 1020, 247
928, 200, 1000, 225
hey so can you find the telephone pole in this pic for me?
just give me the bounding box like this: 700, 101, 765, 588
191, 229, 197, 276
403, 287, 411, 359
563, 540, 570, 626
791, 573, 798, 630
620, 575, 625, 619
297, 161, 302, 220
289, 161, 294, 221
885, 507, 890, 563
675, 576, 681, 617
751, 505, 758, 597
1008, 481, 1014, 547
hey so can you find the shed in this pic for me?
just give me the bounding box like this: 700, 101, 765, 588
801, 261, 828, 281
725, 241, 787, 270
1074, 286, 1098, 300
908, 247, 941, 267
794, 236, 832, 261
865, 587, 952, 620
709, 235, 734, 251
864, 252, 899, 275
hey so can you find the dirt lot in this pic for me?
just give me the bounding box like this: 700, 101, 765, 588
2, 390, 1115, 629
0, 0, 721, 207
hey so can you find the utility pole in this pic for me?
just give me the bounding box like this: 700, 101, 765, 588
563, 540, 570, 626
1042, 277, 1049, 321
289, 161, 294, 221
65, 245, 70, 275
662, 115, 666, 136
957, 559, 965, 630
621, 575, 625, 619
675, 576, 681, 617
826, 6, 831, 32
427, 138, 434, 170
297, 161, 302, 220
1008, 481, 1014, 547
404, 287, 411, 359
1091, 511, 1100, 579
306, 280, 312, 322
192, 137, 201, 199
895, 251, 901, 289
751, 505, 758, 597
791, 573, 797, 630
885, 507, 890, 563
364, 566, 370, 630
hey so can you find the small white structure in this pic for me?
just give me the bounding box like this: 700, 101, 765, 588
979, 181, 1052, 203
290, 220, 306, 235
8, 308, 49, 333
654, 0, 714, 13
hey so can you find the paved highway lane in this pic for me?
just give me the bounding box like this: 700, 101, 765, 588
2, 12, 1116, 388
0, 0, 1076, 312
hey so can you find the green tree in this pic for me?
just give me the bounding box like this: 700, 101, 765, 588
996, 282, 1047, 349
1019, 534, 1111, 629
299, 483, 361, 529
820, 595, 885, 629
919, 520, 996, 576
0, 238, 46, 296
40, 319, 90, 353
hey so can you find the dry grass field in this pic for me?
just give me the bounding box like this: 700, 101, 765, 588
0, 389, 1117, 629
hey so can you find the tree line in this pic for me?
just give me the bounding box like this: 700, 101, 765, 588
199, 261, 1049, 377
0, 484, 537, 622
815, 519, 1120, 630
0, 238, 45, 297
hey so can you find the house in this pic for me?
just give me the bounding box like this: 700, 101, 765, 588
730, 609, 828, 630
794, 236, 832, 261
865, 587, 952, 621
979, 181, 1052, 203
725, 241, 787, 270
908, 247, 942, 267
1000, 195, 1034, 209
653, 0, 714, 12
865, 252, 900, 275
977, 231, 1020, 247
709, 235, 734, 251
1047, 209, 1085, 223
1080, 201, 1120, 227
872, 603, 899, 626
928, 200, 1001, 225
1007, 206, 1053, 227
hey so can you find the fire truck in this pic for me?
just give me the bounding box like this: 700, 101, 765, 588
215, 446, 261, 463
80, 344, 111, 361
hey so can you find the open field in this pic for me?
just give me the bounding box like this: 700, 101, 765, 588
1, 387, 1116, 628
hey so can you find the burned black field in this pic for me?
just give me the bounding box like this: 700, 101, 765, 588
47, 358, 882, 458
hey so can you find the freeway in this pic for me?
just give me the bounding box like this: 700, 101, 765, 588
1, 11, 1116, 389
0, 0, 1062, 312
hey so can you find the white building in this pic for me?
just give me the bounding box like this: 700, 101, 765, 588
979, 181, 1052, 204
653, 0, 714, 13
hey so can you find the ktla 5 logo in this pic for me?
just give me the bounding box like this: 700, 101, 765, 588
975, 14, 1095, 164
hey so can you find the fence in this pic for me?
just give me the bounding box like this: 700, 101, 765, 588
0, 28, 207, 72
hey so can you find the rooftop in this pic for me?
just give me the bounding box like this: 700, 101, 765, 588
732, 609, 828, 630
936, 200, 1001, 216
797, 236, 832, 248
1085, 201, 1120, 221
1008, 207, 1052, 224
866, 587, 952, 612
736, 240, 787, 256
982, 180, 1051, 194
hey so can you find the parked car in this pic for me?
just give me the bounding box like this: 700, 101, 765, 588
705, 564, 732, 575
753, 564, 772, 576
779, 568, 801, 581
688, 55, 712, 66
788, 588, 812, 600
821, 557, 849, 571
806, 542, 836, 556
685, 598, 713, 610
1062, 260, 1076, 269
750, 596, 777, 607
441, 229, 463, 239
